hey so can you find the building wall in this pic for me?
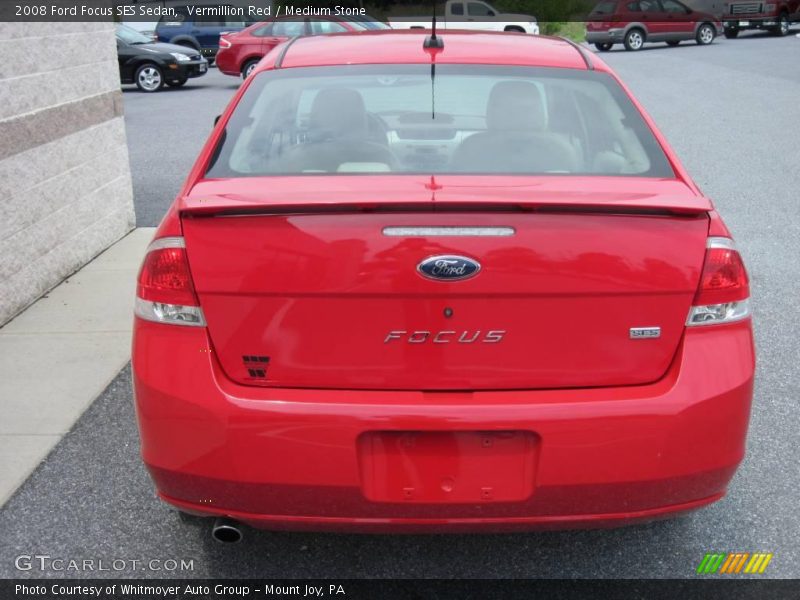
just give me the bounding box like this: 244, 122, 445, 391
0, 22, 135, 325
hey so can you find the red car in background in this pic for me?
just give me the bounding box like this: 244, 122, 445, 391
133, 31, 754, 538
587, 0, 723, 51
723, 0, 800, 37
216, 17, 381, 79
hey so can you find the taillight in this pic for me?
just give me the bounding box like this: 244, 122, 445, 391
219, 36, 231, 49
687, 237, 750, 326
135, 237, 205, 326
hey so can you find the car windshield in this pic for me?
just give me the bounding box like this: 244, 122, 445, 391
206, 64, 674, 178
116, 24, 152, 44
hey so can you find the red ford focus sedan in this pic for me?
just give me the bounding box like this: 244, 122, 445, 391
216, 16, 379, 80
133, 30, 754, 538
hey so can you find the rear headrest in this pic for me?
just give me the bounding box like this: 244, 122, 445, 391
486, 81, 546, 132
309, 88, 368, 140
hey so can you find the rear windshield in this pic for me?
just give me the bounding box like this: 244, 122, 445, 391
206, 65, 674, 178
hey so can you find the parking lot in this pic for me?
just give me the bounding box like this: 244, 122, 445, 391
1, 31, 799, 578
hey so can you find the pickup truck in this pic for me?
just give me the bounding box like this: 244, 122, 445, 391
722, 0, 800, 36
389, 0, 539, 34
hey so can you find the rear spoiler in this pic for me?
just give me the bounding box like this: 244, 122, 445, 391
181, 201, 711, 219
179, 176, 714, 217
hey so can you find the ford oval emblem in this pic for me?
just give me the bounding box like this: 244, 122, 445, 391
417, 255, 481, 282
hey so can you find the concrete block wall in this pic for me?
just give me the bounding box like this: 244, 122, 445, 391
0, 22, 135, 325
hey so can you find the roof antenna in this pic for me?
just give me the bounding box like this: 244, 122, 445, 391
424, 0, 444, 49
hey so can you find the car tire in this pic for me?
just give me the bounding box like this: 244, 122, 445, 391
176, 40, 200, 52
772, 12, 790, 36
696, 23, 716, 45
623, 28, 645, 51
135, 63, 164, 93
504, 26, 525, 33
666, 40, 680, 46
595, 42, 613, 51
724, 28, 739, 38
241, 59, 259, 79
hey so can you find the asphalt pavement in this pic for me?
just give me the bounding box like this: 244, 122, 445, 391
1, 31, 799, 578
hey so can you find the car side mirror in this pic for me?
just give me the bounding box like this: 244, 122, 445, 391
488, 10, 496, 15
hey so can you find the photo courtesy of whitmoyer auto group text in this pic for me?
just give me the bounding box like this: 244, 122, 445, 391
0, 0, 798, 597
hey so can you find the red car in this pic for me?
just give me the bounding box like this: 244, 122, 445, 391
723, 0, 800, 37
216, 16, 374, 79
133, 31, 754, 538
587, 0, 723, 51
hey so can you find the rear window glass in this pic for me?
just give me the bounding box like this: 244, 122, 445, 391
272, 20, 305, 36
206, 65, 674, 178
591, 1, 619, 15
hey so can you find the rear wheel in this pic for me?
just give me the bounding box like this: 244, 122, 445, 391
724, 28, 739, 38
624, 28, 645, 51
696, 23, 716, 45
595, 42, 613, 51
504, 25, 525, 33
241, 59, 259, 79
772, 12, 790, 36
666, 40, 680, 46
176, 40, 200, 52
135, 63, 163, 93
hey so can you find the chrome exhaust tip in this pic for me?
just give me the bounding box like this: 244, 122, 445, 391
211, 518, 243, 543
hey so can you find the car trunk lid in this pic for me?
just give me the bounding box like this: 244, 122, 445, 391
181, 175, 710, 390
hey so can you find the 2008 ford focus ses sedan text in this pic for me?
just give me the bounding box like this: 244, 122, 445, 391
132, 30, 754, 535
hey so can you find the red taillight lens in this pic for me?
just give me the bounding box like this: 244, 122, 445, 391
694, 239, 749, 305
137, 242, 198, 306
687, 237, 751, 327
219, 37, 231, 49
135, 237, 205, 326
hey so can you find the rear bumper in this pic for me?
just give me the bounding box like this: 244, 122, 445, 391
724, 17, 780, 29
214, 50, 238, 76
586, 29, 624, 44
132, 319, 755, 532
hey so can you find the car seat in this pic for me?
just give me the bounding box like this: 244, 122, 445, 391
451, 80, 579, 173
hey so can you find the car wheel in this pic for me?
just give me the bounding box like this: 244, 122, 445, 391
594, 42, 613, 51
176, 40, 200, 52
135, 64, 164, 93
696, 23, 716, 45
624, 28, 645, 51
772, 12, 790, 36
724, 28, 739, 38
666, 40, 680, 46
166, 78, 188, 88
241, 59, 259, 79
